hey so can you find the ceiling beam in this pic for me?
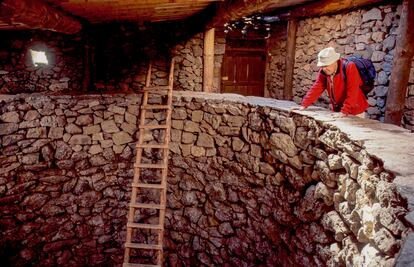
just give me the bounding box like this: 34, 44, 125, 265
287, 0, 390, 18
208, 0, 392, 28
207, 0, 313, 28
0, 0, 82, 34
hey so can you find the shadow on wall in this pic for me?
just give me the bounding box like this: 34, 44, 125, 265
90, 3, 216, 88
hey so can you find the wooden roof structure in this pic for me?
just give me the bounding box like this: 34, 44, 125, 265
0, 0, 393, 34
0, 0, 318, 34
0, 0, 226, 33
45, 0, 223, 23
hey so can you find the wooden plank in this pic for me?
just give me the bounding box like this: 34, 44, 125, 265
141, 105, 170, 110
208, 0, 391, 28
127, 223, 163, 230
288, 0, 388, 18
124, 243, 162, 250
131, 183, 164, 189
283, 19, 298, 100
1, 0, 81, 34
384, 0, 414, 125
135, 144, 169, 149
203, 28, 215, 92
139, 125, 168, 130
123, 263, 161, 267
130, 203, 164, 209
208, 0, 311, 28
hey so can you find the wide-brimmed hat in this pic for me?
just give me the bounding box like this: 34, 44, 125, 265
317, 47, 340, 67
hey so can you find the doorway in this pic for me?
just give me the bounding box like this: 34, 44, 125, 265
221, 37, 266, 97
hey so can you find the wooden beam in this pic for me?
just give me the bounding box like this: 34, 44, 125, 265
283, 19, 298, 100
203, 28, 215, 92
288, 0, 389, 18
0, 0, 81, 34
208, 0, 392, 29
207, 0, 313, 28
384, 0, 414, 125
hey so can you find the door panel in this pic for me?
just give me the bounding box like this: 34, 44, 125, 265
221, 51, 265, 97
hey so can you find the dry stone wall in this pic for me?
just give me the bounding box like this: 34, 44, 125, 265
172, 33, 204, 92
266, 24, 287, 99
91, 23, 225, 93
1, 92, 413, 266
0, 31, 83, 94
0, 94, 140, 266
291, 3, 414, 129
0, 22, 225, 95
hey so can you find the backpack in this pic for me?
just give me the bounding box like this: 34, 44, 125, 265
342, 55, 376, 97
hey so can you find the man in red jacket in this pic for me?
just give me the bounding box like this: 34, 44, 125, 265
294, 47, 369, 117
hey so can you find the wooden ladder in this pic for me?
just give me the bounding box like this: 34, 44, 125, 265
123, 59, 174, 267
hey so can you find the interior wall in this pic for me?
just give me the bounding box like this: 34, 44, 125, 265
0, 31, 83, 94
1, 93, 412, 266
266, 23, 288, 99
90, 22, 226, 93
292, 3, 414, 129
0, 20, 226, 94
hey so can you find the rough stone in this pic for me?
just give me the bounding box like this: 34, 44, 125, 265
362, 8, 383, 22
69, 135, 92, 145
101, 120, 120, 133
270, 133, 298, 157
112, 132, 132, 145
1, 111, 20, 123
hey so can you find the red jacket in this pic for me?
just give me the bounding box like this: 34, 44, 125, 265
301, 58, 369, 115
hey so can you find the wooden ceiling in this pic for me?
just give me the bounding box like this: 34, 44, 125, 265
0, 0, 386, 34
0, 0, 318, 33
46, 0, 224, 23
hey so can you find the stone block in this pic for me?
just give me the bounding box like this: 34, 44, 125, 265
49, 127, 64, 139
69, 135, 92, 145
112, 132, 132, 145
101, 120, 119, 133
1, 111, 20, 123
83, 125, 101, 135
362, 8, 383, 22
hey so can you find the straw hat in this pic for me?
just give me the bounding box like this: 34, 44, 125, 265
317, 47, 340, 67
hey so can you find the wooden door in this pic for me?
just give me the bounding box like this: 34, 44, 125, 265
221, 50, 266, 96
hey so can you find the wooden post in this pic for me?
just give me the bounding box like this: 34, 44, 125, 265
384, 0, 414, 125
203, 28, 215, 92
283, 19, 298, 100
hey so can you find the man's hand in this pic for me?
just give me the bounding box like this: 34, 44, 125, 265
289, 106, 306, 112
331, 112, 348, 118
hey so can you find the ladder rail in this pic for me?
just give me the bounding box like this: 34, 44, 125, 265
124, 59, 174, 266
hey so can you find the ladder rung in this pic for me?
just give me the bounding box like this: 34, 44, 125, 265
123, 264, 161, 267
125, 242, 162, 250
141, 105, 170, 110
127, 223, 163, 230
130, 203, 164, 209
139, 124, 168, 129
136, 144, 168, 149
132, 183, 164, 189
134, 163, 167, 169
142, 86, 170, 91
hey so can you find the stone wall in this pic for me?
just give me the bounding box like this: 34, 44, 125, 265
291, 3, 414, 129
405, 67, 414, 129
165, 93, 413, 266
0, 94, 140, 266
266, 24, 287, 99
1, 92, 413, 266
0, 22, 225, 94
91, 23, 225, 93
0, 31, 83, 94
